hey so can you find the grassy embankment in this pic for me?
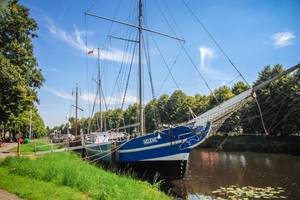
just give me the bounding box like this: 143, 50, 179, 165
9, 138, 62, 154
199, 135, 300, 155
0, 153, 170, 200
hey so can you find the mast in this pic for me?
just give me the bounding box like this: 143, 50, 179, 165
85, 0, 184, 134
75, 84, 79, 136
97, 48, 103, 132
138, 0, 144, 134
72, 84, 83, 135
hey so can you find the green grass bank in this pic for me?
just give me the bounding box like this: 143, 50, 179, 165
0, 153, 171, 200
199, 135, 300, 155
9, 138, 62, 154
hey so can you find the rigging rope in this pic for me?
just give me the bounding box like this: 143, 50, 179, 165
181, 0, 249, 86
181, 0, 270, 135
100, 84, 108, 111
84, 14, 93, 134
157, 46, 184, 95
153, 0, 219, 104
182, 45, 220, 105
143, 30, 156, 100
149, 32, 199, 122
142, 3, 161, 129
162, 0, 185, 39
85, 0, 104, 13
254, 95, 269, 135
150, 34, 181, 91
85, 0, 124, 132
121, 35, 137, 110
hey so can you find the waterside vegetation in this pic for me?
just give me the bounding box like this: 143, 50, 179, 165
8, 138, 62, 154
0, 153, 171, 200
199, 135, 300, 155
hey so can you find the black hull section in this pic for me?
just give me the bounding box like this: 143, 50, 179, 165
118, 160, 188, 180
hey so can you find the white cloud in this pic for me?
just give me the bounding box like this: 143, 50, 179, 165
272, 32, 295, 48
45, 17, 134, 63
44, 86, 137, 106
199, 46, 215, 73
198, 46, 233, 81
81, 92, 137, 106
80, 92, 97, 104
109, 94, 138, 105
44, 86, 73, 100
47, 67, 58, 72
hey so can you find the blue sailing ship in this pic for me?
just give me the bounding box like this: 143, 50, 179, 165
83, 0, 300, 178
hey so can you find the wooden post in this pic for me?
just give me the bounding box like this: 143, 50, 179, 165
34, 140, 37, 155
17, 140, 20, 157
81, 133, 85, 158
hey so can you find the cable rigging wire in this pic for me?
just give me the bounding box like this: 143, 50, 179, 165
107, 37, 130, 107
142, 29, 156, 100
161, 0, 185, 40
85, 0, 125, 132
181, 0, 270, 134
153, 0, 219, 105
107, 2, 137, 109
121, 35, 138, 110
85, 0, 104, 13
150, 33, 181, 91
157, 46, 184, 96
142, 0, 161, 129
181, 0, 249, 85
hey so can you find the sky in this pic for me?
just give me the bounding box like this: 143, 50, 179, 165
19, 0, 300, 127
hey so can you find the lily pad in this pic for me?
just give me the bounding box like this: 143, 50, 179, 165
211, 185, 286, 199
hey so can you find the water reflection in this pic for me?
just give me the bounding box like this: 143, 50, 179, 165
169, 149, 300, 199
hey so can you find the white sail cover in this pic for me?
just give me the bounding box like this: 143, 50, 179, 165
189, 63, 300, 128
190, 89, 253, 128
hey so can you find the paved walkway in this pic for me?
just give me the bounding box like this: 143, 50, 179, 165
0, 142, 17, 158
0, 189, 23, 200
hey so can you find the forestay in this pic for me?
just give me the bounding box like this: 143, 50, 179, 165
190, 89, 252, 128
189, 63, 300, 129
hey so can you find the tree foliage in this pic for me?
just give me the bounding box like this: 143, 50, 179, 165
52, 64, 299, 137
240, 64, 300, 135
0, 1, 45, 137
13, 108, 46, 137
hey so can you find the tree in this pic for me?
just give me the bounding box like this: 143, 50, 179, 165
240, 64, 300, 135
145, 99, 159, 132
209, 86, 234, 108
124, 103, 138, 133
12, 108, 46, 137
193, 94, 210, 115
157, 94, 169, 124
50, 64, 300, 136
0, 1, 44, 127
218, 82, 250, 133
110, 108, 124, 129
232, 81, 250, 95
165, 90, 189, 124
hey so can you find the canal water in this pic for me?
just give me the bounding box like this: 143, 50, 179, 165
168, 149, 300, 199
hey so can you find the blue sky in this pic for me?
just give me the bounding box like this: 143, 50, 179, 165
19, 0, 300, 127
